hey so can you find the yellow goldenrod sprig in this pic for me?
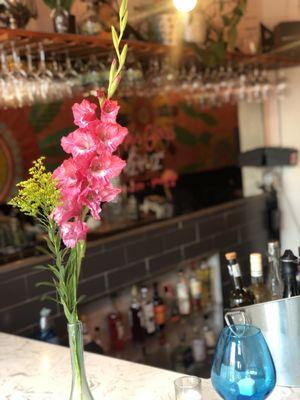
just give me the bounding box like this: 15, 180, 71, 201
107, 0, 128, 100
8, 157, 60, 219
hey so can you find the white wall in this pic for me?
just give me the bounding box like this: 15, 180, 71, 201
266, 67, 300, 252
238, 102, 265, 197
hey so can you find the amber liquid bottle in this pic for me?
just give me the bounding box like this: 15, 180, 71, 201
226, 252, 255, 309
249, 253, 271, 304
153, 282, 166, 331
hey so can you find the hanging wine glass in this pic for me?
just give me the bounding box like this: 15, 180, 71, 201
211, 324, 276, 400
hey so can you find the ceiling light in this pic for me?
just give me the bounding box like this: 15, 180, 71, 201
173, 0, 197, 13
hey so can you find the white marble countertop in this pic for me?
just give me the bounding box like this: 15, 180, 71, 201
0, 332, 299, 400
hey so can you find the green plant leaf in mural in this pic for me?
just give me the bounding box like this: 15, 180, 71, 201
181, 162, 205, 174
199, 131, 213, 145
178, 103, 217, 126
39, 127, 73, 150
29, 102, 62, 134
174, 125, 200, 146
174, 126, 213, 147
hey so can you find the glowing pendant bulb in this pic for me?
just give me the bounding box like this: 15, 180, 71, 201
173, 0, 197, 12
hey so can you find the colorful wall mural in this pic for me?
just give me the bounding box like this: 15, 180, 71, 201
0, 95, 239, 202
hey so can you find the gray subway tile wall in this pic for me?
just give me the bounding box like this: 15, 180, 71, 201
0, 195, 269, 334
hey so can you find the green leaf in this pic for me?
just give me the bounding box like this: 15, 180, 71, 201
119, 0, 127, 18
199, 131, 213, 145
39, 126, 73, 149
121, 10, 128, 35
222, 15, 230, 26
29, 102, 62, 134
181, 162, 205, 174
109, 59, 117, 85
178, 103, 217, 126
228, 26, 238, 48
198, 112, 217, 126
174, 126, 200, 146
111, 26, 119, 52
120, 44, 128, 66
36, 281, 56, 288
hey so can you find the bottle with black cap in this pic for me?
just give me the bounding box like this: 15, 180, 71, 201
225, 252, 255, 308
281, 249, 299, 298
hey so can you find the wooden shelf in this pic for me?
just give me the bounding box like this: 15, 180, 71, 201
0, 27, 299, 67
0, 27, 194, 61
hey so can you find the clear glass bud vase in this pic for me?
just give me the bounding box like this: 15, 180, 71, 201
68, 322, 95, 400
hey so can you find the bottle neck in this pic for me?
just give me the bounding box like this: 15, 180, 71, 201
269, 256, 281, 279
233, 276, 244, 290
251, 275, 264, 285
229, 261, 244, 289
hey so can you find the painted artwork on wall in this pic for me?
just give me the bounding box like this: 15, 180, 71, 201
0, 95, 239, 202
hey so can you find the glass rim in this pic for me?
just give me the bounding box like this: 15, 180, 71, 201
224, 324, 261, 338
174, 375, 201, 390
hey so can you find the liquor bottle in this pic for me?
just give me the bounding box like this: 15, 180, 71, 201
176, 270, 191, 316
190, 311, 206, 363
153, 282, 166, 331
249, 253, 271, 303
35, 308, 60, 344
85, 326, 104, 354
267, 241, 284, 300
197, 260, 212, 310
189, 262, 202, 311
81, 314, 93, 348
164, 285, 180, 323
171, 333, 193, 373
225, 252, 255, 308
140, 286, 156, 335
281, 249, 299, 298
107, 298, 125, 351
129, 285, 144, 342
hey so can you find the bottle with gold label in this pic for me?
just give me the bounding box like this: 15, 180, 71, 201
249, 253, 271, 303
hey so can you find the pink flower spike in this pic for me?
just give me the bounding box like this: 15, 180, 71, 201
61, 128, 98, 158
60, 219, 88, 248
101, 99, 120, 123
72, 99, 97, 128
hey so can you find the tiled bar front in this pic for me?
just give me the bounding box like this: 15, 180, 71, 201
0, 194, 269, 335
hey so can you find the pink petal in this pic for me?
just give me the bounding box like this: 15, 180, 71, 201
72, 99, 97, 128
60, 219, 88, 248
95, 122, 128, 152
61, 128, 98, 157
53, 158, 82, 188
101, 99, 120, 123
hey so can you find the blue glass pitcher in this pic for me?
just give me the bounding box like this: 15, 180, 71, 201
211, 324, 276, 400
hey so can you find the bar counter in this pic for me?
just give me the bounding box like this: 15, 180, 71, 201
1, 332, 299, 400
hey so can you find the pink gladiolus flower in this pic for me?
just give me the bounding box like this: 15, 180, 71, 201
60, 219, 88, 248
101, 183, 121, 202
89, 154, 126, 182
61, 128, 98, 158
101, 99, 120, 123
95, 122, 128, 152
53, 158, 83, 188
72, 99, 97, 128
79, 187, 102, 220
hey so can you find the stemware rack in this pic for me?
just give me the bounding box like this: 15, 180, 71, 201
1, 27, 300, 67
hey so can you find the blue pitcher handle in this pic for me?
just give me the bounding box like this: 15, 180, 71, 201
225, 310, 251, 327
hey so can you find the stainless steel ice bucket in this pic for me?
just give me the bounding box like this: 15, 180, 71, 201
225, 295, 300, 387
